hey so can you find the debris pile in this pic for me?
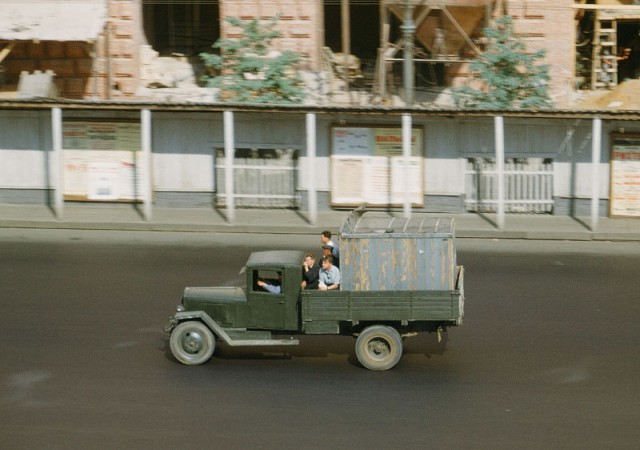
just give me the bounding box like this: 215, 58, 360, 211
576, 80, 640, 110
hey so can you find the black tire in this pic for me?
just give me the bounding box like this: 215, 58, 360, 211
355, 325, 403, 370
169, 321, 215, 365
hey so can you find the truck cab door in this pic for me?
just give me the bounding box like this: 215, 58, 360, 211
248, 269, 286, 329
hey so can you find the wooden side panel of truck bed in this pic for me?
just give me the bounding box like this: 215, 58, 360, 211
301, 267, 464, 325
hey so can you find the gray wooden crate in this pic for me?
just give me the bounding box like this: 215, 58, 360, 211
339, 207, 457, 291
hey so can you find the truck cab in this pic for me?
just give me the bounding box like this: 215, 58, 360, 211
243, 250, 303, 331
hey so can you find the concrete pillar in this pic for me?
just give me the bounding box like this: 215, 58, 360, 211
306, 113, 318, 226
402, 113, 412, 218
223, 110, 235, 223
141, 109, 153, 221
495, 116, 505, 229
591, 117, 602, 231
52, 107, 64, 219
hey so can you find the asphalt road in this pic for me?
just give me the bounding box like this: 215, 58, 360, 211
0, 229, 638, 450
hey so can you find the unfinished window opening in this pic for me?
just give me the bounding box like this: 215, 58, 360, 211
141, 1, 220, 89
323, 3, 380, 87
584, 14, 640, 90
373, 2, 488, 100
142, 1, 220, 57
617, 21, 640, 83
575, 6, 594, 89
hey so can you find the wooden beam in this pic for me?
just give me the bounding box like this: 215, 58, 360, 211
0, 42, 16, 64
572, 4, 640, 9
441, 6, 482, 56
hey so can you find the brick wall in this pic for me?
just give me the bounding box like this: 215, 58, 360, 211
507, 0, 575, 107
1, 0, 143, 100
219, 0, 324, 71
508, 0, 575, 107
0, 0, 578, 103
101, 0, 140, 98
443, 0, 575, 107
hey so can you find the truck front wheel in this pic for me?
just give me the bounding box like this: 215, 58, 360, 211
170, 321, 215, 365
355, 325, 403, 370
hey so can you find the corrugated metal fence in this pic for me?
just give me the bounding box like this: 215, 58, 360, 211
465, 157, 554, 213
215, 148, 299, 208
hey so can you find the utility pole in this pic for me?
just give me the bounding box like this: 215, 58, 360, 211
401, 0, 415, 106
401, 1, 415, 218
341, 0, 351, 100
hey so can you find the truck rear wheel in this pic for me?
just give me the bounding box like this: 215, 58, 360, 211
170, 321, 215, 365
355, 325, 403, 370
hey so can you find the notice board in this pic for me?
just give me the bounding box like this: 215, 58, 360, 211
330, 126, 423, 206
62, 120, 146, 202
610, 134, 640, 218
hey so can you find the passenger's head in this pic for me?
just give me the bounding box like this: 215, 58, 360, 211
320, 230, 332, 244
321, 244, 333, 257
304, 253, 316, 265
322, 254, 334, 268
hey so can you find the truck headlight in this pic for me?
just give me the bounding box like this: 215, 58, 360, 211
176, 305, 185, 312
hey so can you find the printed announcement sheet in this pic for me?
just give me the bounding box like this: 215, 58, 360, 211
62, 121, 145, 202
611, 143, 640, 217
330, 126, 423, 206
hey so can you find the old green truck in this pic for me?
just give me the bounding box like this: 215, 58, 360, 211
164, 207, 465, 370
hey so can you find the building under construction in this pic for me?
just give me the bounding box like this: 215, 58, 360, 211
0, 0, 637, 107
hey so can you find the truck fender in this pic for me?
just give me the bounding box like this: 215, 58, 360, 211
167, 310, 236, 346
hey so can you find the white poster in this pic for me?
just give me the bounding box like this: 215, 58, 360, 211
330, 126, 423, 206
390, 157, 423, 204
88, 162, 119, 200
611, 144, 640, 217
62, 121, 145, 202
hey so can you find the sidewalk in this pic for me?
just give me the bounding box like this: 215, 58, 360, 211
1, 203, 639, 241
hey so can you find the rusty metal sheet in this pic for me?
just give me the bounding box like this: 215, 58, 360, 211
340, 208, 457, 291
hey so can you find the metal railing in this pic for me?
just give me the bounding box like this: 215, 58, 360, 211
215, 148, 299, 208
465, 157, 554, 213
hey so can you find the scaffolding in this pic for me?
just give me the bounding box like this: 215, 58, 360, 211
375, 0, 492, 100
574, 4, 640, 90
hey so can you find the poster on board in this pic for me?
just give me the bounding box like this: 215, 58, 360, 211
610, 135, 640, 218
62, 121, 145, 202
330, 126, 423, 206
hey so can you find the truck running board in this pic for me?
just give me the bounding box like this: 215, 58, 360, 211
226, 338, 300, 346
224, 328, 299, 346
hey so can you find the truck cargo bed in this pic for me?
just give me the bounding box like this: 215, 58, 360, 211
301, 266, 464, 330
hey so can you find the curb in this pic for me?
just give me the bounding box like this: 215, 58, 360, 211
2, 219, 640, 241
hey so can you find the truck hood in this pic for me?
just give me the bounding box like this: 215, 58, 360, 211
182, 286, 246, 304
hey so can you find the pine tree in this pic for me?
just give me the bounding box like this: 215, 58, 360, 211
453, 15, 552, 109
200, 17, 305, 104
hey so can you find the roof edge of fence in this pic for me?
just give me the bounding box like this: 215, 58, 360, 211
1, 98, 640, 120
